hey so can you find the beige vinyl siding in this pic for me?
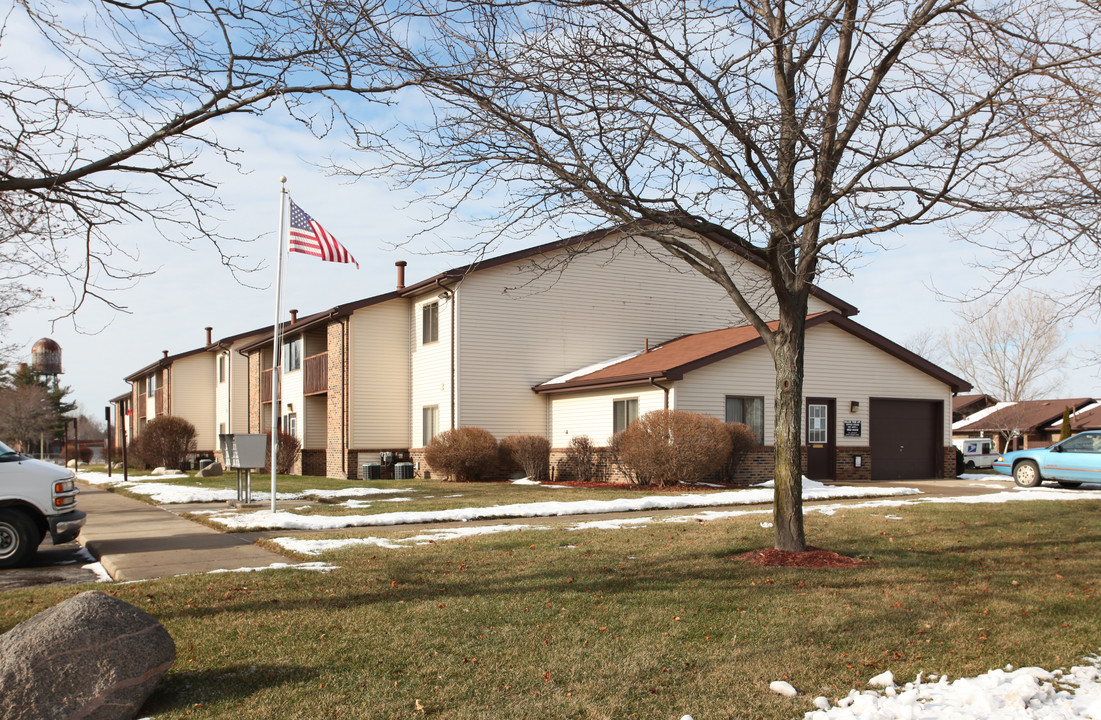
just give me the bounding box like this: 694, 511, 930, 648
548, 386, 667, 447
279, 345, 304, 443
215, 351, 229, 437
304, 395, 327, 449
675, 323, 954, 446
169, 355, 217, 452
348, 300, 412, 448
454, 233, 840, 438
411, 295, 452, 446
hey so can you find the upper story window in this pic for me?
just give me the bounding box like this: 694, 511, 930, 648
613, 398, 639, 435
284, 338, 302, 372
146, 374, 157, 395
725, 396, 764, 443
422, 302, 439, 344
218, 354, 227, 383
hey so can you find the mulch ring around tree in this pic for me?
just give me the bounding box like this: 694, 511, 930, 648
734, 546, 867, 568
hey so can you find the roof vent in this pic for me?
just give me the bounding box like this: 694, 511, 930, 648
205, 326, 212, 345
290, 309, 298, 323
396, 261, 407, 290
162, 350, 169, 359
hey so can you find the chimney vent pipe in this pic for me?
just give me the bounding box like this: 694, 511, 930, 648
290, 309, 298, 323
205, 326, 212, 345
396, 261, 407, 290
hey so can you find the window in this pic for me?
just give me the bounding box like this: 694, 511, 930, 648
422, 302, 439, 344
284, 338, 302, 371
422, 406, 439, 446
146, 373, 156, 395
613, 398, 639, 435
218, 354, 226, 383
283, 413, 298, 439
726, 396, 764, 443
807, 403, 828, 444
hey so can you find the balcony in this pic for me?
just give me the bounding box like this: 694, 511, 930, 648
304, 352, 328, 396
154, 387, 165, 416
261, 368, 273, 404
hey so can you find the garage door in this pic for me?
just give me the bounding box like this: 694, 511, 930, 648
870, 399, 942, 480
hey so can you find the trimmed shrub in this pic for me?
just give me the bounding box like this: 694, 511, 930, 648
501, 434, 551, 481
139, 415, 198, 470
425, 427, 499, 482
64, 442, 94, 464
618, 409, 732, 487
719, 422, 760, 483
566, 435, 599, 483
265, 431, 301, 475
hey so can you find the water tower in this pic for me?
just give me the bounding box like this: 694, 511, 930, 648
31, 337, 63, 389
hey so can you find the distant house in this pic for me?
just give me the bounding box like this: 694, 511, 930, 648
953, 397, 1095, 453
952, 394, 999, 423
1045, 402, 1101, 435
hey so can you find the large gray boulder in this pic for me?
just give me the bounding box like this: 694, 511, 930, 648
198, 461, 223, 477
0, 590, 176, 720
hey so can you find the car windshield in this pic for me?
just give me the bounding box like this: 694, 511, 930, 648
0, 439, 17, 455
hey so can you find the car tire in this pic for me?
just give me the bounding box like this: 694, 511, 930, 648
1013, 461, 1042, 488
0, 509, 38, 569
1057, 481, 1083, 489
965, 460, 976, 469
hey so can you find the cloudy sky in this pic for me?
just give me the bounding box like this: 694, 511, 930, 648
5, 11, 1099, 419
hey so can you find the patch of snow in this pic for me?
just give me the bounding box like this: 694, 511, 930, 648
75, 471, 411, 504
510, 478, 540, 485
771, 680, 799, 697
82, 562, 113, 583
806, 654, 1101, 720
952, 401, 1016, 429
540, 349, 644, 385
272, 524, 541, 554
207, 481, 922, 531
206, 561, 339, 574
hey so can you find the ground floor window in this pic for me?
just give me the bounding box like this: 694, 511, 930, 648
283, 413, 298, 439
422, 405, 439, 446
613, 398, 639, 435
725, 396, 764, 442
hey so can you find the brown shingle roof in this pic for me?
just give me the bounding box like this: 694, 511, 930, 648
534, 312, 970, 394
1047, 402, 1101, 432
955, 398, 1095, 433
953, 394, 999, 414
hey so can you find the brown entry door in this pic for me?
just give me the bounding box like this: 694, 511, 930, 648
806, 398, 835, 480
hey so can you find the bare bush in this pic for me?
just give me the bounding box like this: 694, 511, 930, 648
566, 435, 599, 483
425, 427, 499, 482
265, 431, 301, 475
719, 422, 761, 484
618, 410, 732, 487
607, 431, 639, 485
501, 435, 550, 481
139, 416, 197, 470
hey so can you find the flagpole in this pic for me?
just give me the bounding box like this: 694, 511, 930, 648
270, 177, 289, 513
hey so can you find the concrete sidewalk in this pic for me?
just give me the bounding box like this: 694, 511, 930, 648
75, 483, 292, 582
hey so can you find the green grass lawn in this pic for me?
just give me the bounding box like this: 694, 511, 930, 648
3, 499, 1098, 719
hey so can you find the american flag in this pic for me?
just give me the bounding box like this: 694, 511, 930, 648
287, 198, 358, 268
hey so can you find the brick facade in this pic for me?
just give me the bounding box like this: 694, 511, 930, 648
301, 449, 327, 477
248, 352, 261, 433
326, 320, 347, 479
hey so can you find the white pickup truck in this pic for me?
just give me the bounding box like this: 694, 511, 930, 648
953, 437, 1000, 470
0, 439, 86, 567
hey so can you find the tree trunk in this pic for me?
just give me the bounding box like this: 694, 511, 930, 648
771, 312, 807, 552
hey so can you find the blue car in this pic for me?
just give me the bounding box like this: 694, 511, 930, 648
992, 430, 1101, 488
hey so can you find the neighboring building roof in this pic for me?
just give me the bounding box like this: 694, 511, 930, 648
951, 401, 1016, 430
123, 325, 271, 382
1045, 401, 1101, 432
109, 391, 132, 404
952, 393, 999, 420
953, 398, 1095, 434
533, 311, 971, 394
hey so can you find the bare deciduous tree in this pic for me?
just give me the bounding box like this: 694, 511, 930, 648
1, 0, 421, 318
354, 0, 1101, 550
0, 384, 55, 451
942, 291, 1069, 402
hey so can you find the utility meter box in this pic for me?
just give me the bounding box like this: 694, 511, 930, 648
220, 433, 268, 469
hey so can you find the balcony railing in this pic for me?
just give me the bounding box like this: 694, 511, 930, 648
261, 368, 273, 403
154, 387, 165, 416
304, 352, 328, 395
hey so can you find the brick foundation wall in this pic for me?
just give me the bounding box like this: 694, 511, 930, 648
943, 446, 957, 478
835, 447, 873, 482
301, 449, 326, 477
